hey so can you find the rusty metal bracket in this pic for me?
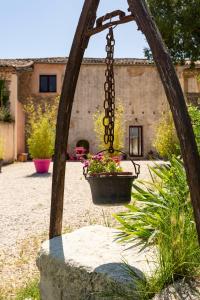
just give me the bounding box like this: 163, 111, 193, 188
96, 10, 126, 27
87, 10, 135, 37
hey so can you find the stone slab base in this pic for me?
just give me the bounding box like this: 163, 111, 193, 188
37, 225, 156, 300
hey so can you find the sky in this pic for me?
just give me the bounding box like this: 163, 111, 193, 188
0, 0, 148, 59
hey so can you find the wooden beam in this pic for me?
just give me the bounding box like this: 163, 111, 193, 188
49, 0, 100, 239
127, 0, 200, 243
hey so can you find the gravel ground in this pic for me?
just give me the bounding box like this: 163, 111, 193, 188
0, 160, 162, 298
0, 160, 159, 252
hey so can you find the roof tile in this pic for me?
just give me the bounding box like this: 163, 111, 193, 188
0, 57, 153, 68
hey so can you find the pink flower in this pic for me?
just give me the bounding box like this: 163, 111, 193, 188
112, 156, 121, 163
93, 153, 103, 161
83, 160, 89, 167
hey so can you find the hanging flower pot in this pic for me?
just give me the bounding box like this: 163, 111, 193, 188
87, 173, 136, 206
82, 28, 140, 205
83, 151, 140, 206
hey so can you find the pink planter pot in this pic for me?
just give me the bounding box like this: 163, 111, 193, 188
33, 159, 51, 173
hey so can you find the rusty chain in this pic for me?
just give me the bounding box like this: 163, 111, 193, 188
103, 27, 115, 154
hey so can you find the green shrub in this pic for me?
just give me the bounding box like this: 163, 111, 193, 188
93, 102, 124, 152
154, 112, 180, 159
0, 139, 3, 159
0, 79, 10, 107
24, 97, 59, 138
114, 157, 200, 297
188, 105, 200, 153
154, 105, 200, 159
24, 97, 59, 159
0, 79, 12, 123
0, 106, 12, 122
28, 117, 55, 159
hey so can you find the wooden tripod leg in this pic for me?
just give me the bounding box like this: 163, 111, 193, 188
128, 0, 200, 243
49, 0, 100, 239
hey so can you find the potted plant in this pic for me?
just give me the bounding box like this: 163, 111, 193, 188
0, 139, 4, 173
83, 152, 140, 206
24, 98, 58, 173
28, 117, 55, 173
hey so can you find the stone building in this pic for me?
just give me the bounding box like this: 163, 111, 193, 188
0, 57, 199, 161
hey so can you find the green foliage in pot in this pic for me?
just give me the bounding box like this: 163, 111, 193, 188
24, 97, 59, 138
114, 157, 200, 297
28, 117, 55, 159
24, 97, 59, 159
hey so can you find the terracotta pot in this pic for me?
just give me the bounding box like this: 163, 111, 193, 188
86, 172, 137, 206
33, 159, 51, 173
18, 153, 28, 162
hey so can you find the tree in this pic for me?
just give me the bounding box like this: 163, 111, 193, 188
145, 0, 200, 64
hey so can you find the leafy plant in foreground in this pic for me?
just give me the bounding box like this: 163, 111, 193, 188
114, 157, 200, 298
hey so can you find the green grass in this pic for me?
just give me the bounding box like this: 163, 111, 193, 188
15, 278, 40, 300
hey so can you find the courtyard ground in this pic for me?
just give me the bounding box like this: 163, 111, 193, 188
0, 160, 161, 298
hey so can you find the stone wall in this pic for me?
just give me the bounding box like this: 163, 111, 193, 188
0, 68, 25, 159
183, 68, 200, 107
0, 122, 15, 162
16, 62, 200, 158
68, 64, 170, 156
18, 71, 33, 104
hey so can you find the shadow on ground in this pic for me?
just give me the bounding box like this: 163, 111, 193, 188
25, 172, 52, 178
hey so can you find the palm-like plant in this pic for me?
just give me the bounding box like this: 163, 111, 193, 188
114, 157, 200, 289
